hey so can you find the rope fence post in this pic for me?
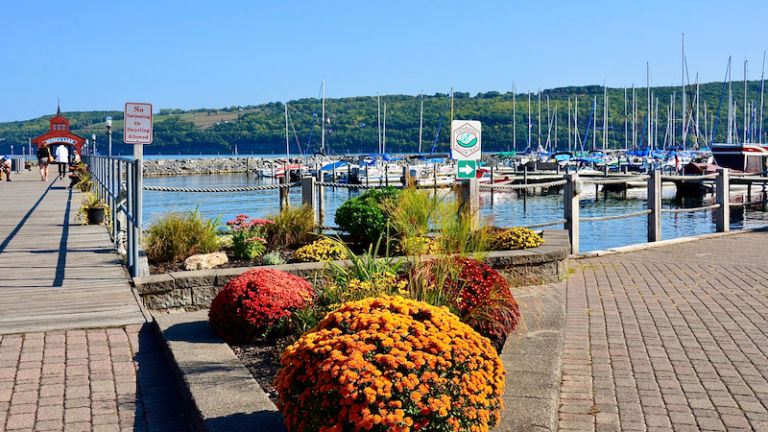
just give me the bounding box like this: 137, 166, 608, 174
716, 168, 730, 232
316, 167, 324, 226
458, 178, 480, 229
564, 173, 580, 254
648, 170, 661, 242
301, 176, 317, 225
279, 173, 288, 212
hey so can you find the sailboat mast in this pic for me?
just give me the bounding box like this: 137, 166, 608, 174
383, 101, 387, 154
624, 88, 628, 149
321, 80, 325, 153
744, 59, 749, 143
632, 84, 636, 148
655, 97, 659, 150
546, 95, 550, 151
568, 96, 571, 151
682, 34, 686, 150
528, 92, 532, 150
672, 91, 676, 147
285, 103, 289, 157
695, 74, 700, 148
555, 102, 558, 150
450, 87, 454, 123
377, 92, 381, 153
760, 51, 766, 143
513, 83, 517, 152
728, 58, 733, 143
603, 81, 607, 150
647, 62, 651, 150
418, 93, 423, 153
537, 91, 541, 150
574, 97, 578, 151
592, 96, 597, 151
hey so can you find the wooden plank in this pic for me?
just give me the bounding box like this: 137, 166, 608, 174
0, 171, 146, 334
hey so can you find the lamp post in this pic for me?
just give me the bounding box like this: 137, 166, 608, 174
92, 134, 97, 155
105, 116, 112, 156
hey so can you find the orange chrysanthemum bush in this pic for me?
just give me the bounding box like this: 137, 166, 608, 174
208, 268, 313, 343
275, 295, 505, 432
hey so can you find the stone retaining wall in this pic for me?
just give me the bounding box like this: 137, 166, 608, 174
134, 229, 570, 310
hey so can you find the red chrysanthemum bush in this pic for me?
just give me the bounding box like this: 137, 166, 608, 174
208, 268, 313, 343
415, 258, 521, 351
275, 295, 505, 432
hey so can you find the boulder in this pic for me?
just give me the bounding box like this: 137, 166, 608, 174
184, 252, 229, 271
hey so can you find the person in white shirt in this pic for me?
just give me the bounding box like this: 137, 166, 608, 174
55, 145, 69, 179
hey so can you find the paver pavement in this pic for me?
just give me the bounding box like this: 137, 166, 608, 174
559, 230, 768, 432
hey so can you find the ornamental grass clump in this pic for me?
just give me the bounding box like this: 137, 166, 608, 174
227, 214, 273, 259
144, 207, 221, 263
494, 227, 544, 250
293, 238, 347, 262
275, 295, 505, 432
208, 268, 313, 343
264, 205, 317, 248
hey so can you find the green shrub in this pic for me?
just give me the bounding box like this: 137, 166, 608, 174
264, 205, 317, 248
334, 186, 400, 244
144, 207, 221, 263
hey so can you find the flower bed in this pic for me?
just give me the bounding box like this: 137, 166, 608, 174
276, 296, 505, 432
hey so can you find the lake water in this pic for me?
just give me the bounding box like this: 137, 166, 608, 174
142, 173, 768, 253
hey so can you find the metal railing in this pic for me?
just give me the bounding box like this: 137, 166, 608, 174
85, 155, 143, 277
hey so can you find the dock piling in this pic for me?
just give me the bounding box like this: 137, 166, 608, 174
648, 170, 661, 242
716, 168, 730, 232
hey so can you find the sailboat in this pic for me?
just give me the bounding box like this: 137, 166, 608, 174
711, 54, 767, 173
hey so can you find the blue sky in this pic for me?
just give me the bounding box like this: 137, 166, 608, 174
1, 0, 766, 122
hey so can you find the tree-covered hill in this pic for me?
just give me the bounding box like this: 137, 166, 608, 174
1, 81, 766, 156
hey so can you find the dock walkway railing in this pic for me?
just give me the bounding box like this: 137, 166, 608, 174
85, 155, 143, 277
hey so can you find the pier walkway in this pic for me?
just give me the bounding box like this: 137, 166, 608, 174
559, 231, 768, 431
0, 171, 189, 431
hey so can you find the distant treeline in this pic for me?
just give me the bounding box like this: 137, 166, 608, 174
1, 81, 766, 156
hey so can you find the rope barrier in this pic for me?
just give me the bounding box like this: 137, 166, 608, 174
523, 219, 567, 229
581, 176, 648, 185
730, 199, 768, 207
315, 181, 403, 189
579, 209, 651, 222
479, 180, 567, 191
660, 204, 721, 214
661, 174, 718, 182
732, 176, 768, 182
142, 182, 299, 192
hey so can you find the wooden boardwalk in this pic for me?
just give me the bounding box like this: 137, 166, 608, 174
0, 170, 146, 334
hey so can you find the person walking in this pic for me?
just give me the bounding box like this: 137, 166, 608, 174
55, 144, 69, 179
37, 145, 51, 181
0, 155, 11, 181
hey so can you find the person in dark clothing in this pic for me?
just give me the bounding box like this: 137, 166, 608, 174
36, 145, 50, 181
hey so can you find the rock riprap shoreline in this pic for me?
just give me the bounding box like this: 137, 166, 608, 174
143, 157, 256, 176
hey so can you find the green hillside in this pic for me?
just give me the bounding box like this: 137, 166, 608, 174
1, 82, 766, 156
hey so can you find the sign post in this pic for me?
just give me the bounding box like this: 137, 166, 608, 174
124, 102, 152, 276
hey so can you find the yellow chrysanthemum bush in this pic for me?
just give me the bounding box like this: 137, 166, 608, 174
294, 238, 347, 262
494, 227, 544, 250
275, 295, 505, 432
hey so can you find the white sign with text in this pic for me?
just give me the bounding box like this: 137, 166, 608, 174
450, 120, 481, 160
124, 102, 153, 144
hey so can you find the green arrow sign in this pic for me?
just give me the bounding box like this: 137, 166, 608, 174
457, 160, 476, 179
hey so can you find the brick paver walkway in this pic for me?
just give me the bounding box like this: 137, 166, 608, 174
1, 324, 188, 432
559, 231, 768, 431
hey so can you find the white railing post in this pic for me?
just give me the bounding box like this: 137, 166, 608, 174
716, 168, 730, 232
647, 170, 662, 242
564, 173, 580, 254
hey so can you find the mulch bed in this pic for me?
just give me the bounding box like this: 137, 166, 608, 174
230, 335, 297, 405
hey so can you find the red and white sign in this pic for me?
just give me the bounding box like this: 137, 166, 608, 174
124, 102, 153, 144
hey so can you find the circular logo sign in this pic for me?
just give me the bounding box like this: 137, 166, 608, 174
457, 132, 478, 148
